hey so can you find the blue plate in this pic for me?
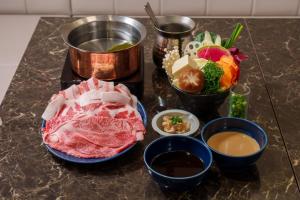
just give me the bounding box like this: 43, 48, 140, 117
41, 101, 147, 164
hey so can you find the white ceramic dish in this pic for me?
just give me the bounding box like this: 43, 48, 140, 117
151, 109, 200, 137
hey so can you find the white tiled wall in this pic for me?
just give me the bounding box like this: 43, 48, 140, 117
253, 0, 299, 16
115, 0, 160, 15
0, 0, 26, 13
1, 0, 300, 16
72, 0, 114, 15
26, 0, 70, 15
207, 0, 253, 16
161, 0, 206, 15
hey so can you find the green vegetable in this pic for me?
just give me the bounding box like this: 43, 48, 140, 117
195, 31, 217, 43
203, 61, 224, 94
221, 40, 227, 47
210, 32, 217, 43
228, 93, 248, 118
171, 116, 183, 125
223, 23, 244, 49
107, 42, 133, 52
195, 32, 205, 43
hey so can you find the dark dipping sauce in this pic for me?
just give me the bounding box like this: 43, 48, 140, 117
159, 23, 190, 33
150, 151, 205, 177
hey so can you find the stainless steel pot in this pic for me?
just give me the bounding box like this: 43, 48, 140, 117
62, 16, 147, 80
152, 16, 195, 68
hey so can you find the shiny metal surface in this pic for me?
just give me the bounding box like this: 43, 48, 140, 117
144, 2, 159, 28
61, 16, 146, 80
152, 16, 195, 68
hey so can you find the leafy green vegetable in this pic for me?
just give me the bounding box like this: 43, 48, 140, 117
195, 32, 204, 43
221, 39, 227, 47
107, 42, 133, 52
171, 116, 183, 125
228, 93, 248, 118
203, 61, 224, 94
223, 23, 244, 49
210, 32, 217, 43
195, 31, 217, 43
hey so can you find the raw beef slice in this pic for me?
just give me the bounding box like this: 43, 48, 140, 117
42, 78, 145, 158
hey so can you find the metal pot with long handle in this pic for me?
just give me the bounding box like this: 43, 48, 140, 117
62, 16, 147, 80
152, 16, 195, 68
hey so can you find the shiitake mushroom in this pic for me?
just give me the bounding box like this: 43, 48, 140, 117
178, 68, 204, 93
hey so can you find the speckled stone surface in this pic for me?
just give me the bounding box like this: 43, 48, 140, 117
247, 19, 300, 192
0, 18, 299, 199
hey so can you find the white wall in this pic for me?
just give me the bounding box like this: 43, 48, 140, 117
0, 0, 300, 16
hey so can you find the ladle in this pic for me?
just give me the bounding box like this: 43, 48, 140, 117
144, 2, 159, 28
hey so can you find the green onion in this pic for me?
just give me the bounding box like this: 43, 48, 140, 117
171, 116, 183, 125
228, 93, 247, 118
223, 23, 244, 49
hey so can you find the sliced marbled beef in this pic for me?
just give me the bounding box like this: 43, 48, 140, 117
42, 78, 145, 158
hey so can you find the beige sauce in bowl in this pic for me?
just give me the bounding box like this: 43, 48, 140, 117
207, 131, 260, 156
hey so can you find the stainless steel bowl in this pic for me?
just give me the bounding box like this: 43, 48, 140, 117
62, 16, 147, 80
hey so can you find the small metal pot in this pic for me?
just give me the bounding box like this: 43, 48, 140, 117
62, 16, 146, 80
152, 16, 195, 68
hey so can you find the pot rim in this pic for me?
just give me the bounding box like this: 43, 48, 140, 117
154, 15, 196, 36
61, 15, 147, 53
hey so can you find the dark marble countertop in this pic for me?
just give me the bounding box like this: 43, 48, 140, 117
0, 17, 300, 200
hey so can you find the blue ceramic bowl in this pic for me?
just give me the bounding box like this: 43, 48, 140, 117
200, 117, 268, 169
144, 136, 212, 190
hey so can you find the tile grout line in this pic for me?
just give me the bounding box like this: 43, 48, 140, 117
69, 0, 73, 17
297, 0, 300, 15
159, 0, 162, 16
24, 0, 28, 14
113, 0, 116, 15
243, 18, 300, 192
250, 0, 255, 16
205, 0, 208, 16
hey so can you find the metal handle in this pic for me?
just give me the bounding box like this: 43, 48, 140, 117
144, 2, 159, 28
